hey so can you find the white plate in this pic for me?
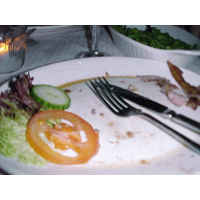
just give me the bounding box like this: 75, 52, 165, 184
0, 57, 200, 175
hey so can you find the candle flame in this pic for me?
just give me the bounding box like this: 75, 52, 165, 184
0, 42, 9, 54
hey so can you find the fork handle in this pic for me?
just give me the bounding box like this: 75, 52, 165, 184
171, 114, 200, 134
140, 113, 200, 154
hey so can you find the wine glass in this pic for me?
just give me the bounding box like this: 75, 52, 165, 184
26, 26, 40, 47
7, 26, 40, 47
75, 25, 109, 58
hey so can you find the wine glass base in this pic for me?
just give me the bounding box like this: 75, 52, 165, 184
75, 51, 109, 59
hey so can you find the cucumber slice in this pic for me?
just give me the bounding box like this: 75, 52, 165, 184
30, 85, 71, 110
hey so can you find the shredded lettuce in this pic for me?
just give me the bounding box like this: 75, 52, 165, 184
0, 111, 47, 166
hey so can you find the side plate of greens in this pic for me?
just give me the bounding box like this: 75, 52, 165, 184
111, 25, 198, 50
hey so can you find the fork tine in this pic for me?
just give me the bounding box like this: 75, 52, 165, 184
97, 78, 126, 109
101, 77, 131, 106
90, 79, 120, 114
100, 77, 142, 113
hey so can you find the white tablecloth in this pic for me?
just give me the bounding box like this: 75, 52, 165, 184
0, 25, 125, 84
0, 25, 200, 175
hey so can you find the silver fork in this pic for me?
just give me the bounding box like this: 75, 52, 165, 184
88, 77, 200, 155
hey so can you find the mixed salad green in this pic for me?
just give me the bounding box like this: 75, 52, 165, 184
111, 25, 198, 50
0, 74, 70, 166
0, 74, 48, 165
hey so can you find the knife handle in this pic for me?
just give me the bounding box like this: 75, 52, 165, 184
171, 114, 200, 134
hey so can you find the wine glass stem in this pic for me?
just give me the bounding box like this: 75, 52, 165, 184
93, 25, 100, 54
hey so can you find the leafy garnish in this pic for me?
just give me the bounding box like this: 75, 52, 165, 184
0, 73, 48, 166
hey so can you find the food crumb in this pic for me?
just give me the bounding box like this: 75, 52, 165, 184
126, 131, 134, 138
94, 129, 100, 134
64, 89, 71, 93
140, 160, 149, 164
108, 140, 115, 144
109, 122, 114, 126
100, 113, 104, 117
127, 84, 138, 92
105, 72, 109, 76
150, 133, 155, 137
91, 109, 96, 115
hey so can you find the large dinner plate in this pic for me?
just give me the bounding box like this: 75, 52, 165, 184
0, 57, 200, 175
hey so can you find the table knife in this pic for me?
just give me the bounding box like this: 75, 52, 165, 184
111, 84, 200, 134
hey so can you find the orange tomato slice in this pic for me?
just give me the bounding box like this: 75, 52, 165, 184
26, 110, 99, 165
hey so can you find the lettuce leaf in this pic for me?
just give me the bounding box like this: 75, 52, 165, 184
0, 109, 47, 166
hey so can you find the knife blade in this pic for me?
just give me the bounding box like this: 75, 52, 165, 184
111, 84, 200, 134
